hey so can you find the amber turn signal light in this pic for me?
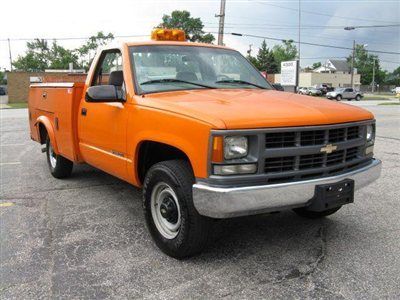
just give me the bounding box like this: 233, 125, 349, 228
211, 136, 224, 163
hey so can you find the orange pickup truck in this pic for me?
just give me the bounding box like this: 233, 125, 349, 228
29, 29, 381, 258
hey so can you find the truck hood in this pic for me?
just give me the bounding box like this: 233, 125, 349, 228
141, 89, 374, 129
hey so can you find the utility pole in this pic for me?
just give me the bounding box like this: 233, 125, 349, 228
298, 0, 301, 61
295, 0, 301, 93
216, 0, 226, 46
372, 58, 376, 93
350, 40, 355, 89
8, 38, 13, 71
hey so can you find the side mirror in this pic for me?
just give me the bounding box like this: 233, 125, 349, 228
85, 85, 123, 102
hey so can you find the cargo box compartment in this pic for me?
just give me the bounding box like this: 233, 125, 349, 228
28, 83, 84, 162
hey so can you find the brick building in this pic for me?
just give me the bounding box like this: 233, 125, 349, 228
6, 72, 86, 103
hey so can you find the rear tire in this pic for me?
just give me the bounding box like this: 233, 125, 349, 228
46, 138, 73, 179
336, 95, 342, 101
143, 160, 211, 259
293, 206, 341, 219
355, 95, 361, 101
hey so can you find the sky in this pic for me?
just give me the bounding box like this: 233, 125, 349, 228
1, 0, 399, 72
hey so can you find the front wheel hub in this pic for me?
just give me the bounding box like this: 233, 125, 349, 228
160, 197, 178, 223
150, 182, 182, 239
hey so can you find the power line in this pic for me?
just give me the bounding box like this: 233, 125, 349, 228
206, 22, 400, 30
229, 32, 400, 55
253, 1, 400, 24
0, 34, 148, 42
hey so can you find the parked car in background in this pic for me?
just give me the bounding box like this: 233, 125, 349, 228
272, 83, 284, 91
298, 87, 309, 94
307, 87, 323, 96
315, 84, 329, 95
0, 87, 6, 95
391, 87, 400, 94
326, 88, 363, 101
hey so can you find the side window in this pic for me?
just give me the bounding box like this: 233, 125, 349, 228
92, 50, 123, 86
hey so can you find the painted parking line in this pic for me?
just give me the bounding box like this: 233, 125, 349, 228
0, 162, 21, 166
0, 202, 15, 207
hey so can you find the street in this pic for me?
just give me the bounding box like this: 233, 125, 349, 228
1, 103, 399, 299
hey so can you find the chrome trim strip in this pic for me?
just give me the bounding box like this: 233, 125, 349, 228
193, 159, 381, 218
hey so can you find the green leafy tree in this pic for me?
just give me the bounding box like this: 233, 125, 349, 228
246, 55, 259, 68
48, 41, 79, 69
253, 40, 278, 74
272, 40, 298, 72
13, 39, 79, 71
76, 32, 114, 70
383, 66, 400, 86
158, 10, 214, 43
312, 62, 322, 69
0, 71, 6, 84
347, 44, 385, 85
13, 39, 52, 71
12, 32, 114, 72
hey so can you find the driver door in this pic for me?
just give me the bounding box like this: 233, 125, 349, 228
78, 49, 129, 180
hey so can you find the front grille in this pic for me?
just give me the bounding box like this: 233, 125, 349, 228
262, 122, 371, 183
265, 125, 361, 149
265, 132, 295, 148
265, 156, 295, 173
299, 153, 324, 169
328, 128, 346, 143
346, 147, 358, 161
347, 126, 360, 140
300, 130, 325, 146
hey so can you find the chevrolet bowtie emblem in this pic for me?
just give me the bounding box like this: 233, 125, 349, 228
320, 144, 337, 154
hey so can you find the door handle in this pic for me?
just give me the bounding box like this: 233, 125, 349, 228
81, 108, 87, 116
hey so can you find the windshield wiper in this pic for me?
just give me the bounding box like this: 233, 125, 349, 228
140, 78, 216, 89
215, 79, 267, 89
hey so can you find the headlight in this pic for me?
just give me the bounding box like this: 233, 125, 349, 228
224, 136, 248, 159
366, 124, 375, 142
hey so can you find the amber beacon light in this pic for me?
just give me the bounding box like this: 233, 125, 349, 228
151, 28, 186, 41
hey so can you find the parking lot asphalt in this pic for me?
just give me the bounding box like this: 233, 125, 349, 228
1, 104, 399, 299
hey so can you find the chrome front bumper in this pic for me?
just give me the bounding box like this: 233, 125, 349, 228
192, 159, 382, 218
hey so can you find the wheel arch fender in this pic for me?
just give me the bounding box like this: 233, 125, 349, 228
35, 116, 59, 154
133, 137, 199, 186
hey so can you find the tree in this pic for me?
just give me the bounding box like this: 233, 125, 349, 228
0, 71, 6, 84
246, 55, 259, 69
76, 32, 114, 70
347, 44, 385, 85
272, 40, 298, 72
312, 62, 322, 69
158, 10, 214, 43
12, 39, 79, 71
253, 40, 278, 74
384, 66, 400, 86
12, 32, 114, 72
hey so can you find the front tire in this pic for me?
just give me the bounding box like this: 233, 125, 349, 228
143, 160, 211, 259
293, 206, 341, 219
336, 95, 342, 101
46, 138, 73, 178
355, 95, 361, 101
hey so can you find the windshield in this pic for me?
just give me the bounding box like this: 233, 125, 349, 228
130, 45, 272, 94
335, 88, 346, 92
